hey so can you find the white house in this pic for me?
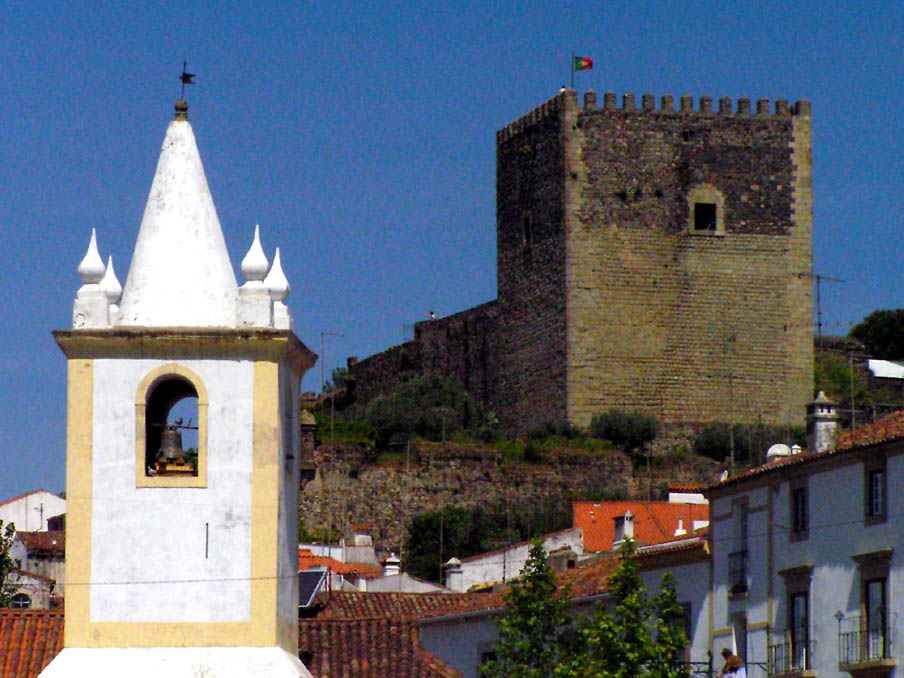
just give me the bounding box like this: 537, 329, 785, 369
443, 527, 584, 593
0, 490, 66, 532
707, 404, 904, 678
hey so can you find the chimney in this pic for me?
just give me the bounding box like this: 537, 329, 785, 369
444, 557, 463, 592
613, 510, 634, 547
382, 553, 401, 577
675, 517, 686, 537
806, 391, 839, 454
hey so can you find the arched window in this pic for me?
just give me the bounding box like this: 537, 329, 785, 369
136, 364, 208, 488
687, 184, 725, 235
10, 593, 31, 609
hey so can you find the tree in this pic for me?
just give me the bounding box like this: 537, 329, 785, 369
590, 409, 659, 454
849, 309, 904, 359
0, 520, 19, 607
482, 540, 577, 678
556, 540, 689, 678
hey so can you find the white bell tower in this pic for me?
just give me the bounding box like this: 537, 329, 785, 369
44, 99, 316, 678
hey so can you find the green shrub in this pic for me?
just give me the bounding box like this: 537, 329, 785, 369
589, 409, 659, 454
527, 420, 585, 441
692, 422, 806, 465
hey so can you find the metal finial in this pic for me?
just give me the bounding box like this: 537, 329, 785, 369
179, 60, 196, 99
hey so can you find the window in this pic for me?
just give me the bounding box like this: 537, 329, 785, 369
790, 483, 808, 540
790, 592, 809, 670
687, 184, 725, 235
732, 613, 748, 663
774, 565, 813, 674
842, 549, 894, 666
865, 457, 887, 524
135, 363, 208, 488
729, 502, 748, 595
10, 593, 31, 609
694, 202, 717, 231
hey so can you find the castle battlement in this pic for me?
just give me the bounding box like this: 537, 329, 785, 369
498, 88, 811, 143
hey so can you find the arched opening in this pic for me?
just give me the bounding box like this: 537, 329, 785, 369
10, 593, 31, 610
145, 376, 199, 477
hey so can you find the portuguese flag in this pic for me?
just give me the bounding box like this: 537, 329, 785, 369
573, 56, 593, 71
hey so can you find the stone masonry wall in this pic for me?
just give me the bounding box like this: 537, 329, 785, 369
494, 97, 570, 429
299, 442, 633, 552
557, 91, 813, 426
349, 302, 498, 411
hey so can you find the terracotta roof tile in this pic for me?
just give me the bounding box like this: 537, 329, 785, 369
0, 610, 63, 678
706, 410, 904, 492
299, 618, 463, 678
15, 532, 65, 559
298, 549, 381, 576
573, 501, 709, 552
314, 590, 502, 621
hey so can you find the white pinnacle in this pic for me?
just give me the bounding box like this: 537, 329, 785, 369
264, 247, 290, 302
241, 224, 269, 284
77, 228, 105, 284
100, 256, 122, 304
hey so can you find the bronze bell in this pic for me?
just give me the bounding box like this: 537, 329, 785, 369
158, 425, 184, 461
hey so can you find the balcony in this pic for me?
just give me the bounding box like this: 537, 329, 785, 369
767, 638, 816, 678
838, 617, 896, 677
728, 549, 748, 596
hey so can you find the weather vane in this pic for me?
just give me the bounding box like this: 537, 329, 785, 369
180, 60, 196, 99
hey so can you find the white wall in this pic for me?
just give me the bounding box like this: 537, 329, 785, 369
0, 491, 66, 532
90, 358, 253, 623
450, 529, 583, 593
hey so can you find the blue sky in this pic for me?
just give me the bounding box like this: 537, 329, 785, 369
1, 1, 902, 501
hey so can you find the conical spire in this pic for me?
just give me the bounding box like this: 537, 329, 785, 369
117, 101, 238, 327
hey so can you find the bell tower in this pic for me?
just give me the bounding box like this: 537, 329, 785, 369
44, 100, 316, 677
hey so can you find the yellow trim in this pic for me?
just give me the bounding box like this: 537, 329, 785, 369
135, 363, 209, 488
61, 353, 300, 649
63, 360, 94, 648
749, 621, 770, 632
54, 328, 316, 376
251, 361, 281, 647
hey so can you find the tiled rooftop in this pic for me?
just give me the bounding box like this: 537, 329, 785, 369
15, 532, 65, 559
0, 610, 63, 678
299, 618, 462, 678
313, 590, 502, 621
573, 501, 709, 552
298, 548, 381, 577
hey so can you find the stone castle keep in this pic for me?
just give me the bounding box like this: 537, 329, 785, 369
350, 88, 814, 430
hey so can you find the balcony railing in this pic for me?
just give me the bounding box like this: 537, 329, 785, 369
838, 616, 896, 667
767, 638, 814, 676
728, 549, 748, 593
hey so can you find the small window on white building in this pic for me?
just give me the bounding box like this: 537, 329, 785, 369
790, 481, 808, 540
864, 458, 887, 525
10, 593, 31, 609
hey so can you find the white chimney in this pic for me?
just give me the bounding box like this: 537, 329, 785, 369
382, 553, 401, 577
445, 557, 463, 592
675, 517, 686, 537
614, 510, 634, 547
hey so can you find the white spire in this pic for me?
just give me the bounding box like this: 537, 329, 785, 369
264, 247, 290, 302
72, 229, 110, 328
100, 256, 122, 304
240, 224, 269, 287
77, 228, 105, 284
117, 102, 238, 327
265, 247, 293, 330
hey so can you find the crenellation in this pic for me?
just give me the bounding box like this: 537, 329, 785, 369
642, 93, 655, 111
622, 92, 635, 110
775, 98, 790, 115
603, 91, 617, 111
718, 96, 732, 114
700, 95, 713, 114
583, 90, 597, 110
738, 96, 751, 114
661, 94, 675, 112
756, 97, 770, 115
680, 94, 694, 113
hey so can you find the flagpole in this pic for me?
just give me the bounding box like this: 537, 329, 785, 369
570, 52, 574, 89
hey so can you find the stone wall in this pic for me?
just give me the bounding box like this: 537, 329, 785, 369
349, 302, 498, 412
348, 88, 814, 432
298, 442, 633, 552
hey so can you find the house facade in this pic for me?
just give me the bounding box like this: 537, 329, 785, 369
707, 411, 904, 678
